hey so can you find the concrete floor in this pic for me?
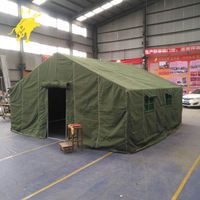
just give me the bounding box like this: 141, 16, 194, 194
0, 108, 199, 200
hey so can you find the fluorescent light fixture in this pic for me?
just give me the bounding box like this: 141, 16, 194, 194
32, 0, 47, 6
101, 3, 113, 10
110, 0, 123, 5
77, 15, 87, 22
84, 11, 95, 18
92, 7, 104, 14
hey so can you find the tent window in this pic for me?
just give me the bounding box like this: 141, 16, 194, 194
165, 94, 172, 105
144, 96, 154, 112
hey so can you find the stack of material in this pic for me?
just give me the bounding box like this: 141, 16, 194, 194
0, 90, 11, 119
0, 90, 3, 100
0, 90, 3, 117
58, 141, 73, 153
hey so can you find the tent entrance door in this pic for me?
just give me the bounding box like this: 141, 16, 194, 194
48, 88, 66, 139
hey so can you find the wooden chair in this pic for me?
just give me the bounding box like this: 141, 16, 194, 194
58, 123, 83, 153
67, 123, 83, 149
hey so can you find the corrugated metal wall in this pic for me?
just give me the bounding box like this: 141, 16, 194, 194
98, 0, 200, 60
147, 0, 200, 47
98, 10, 144, 60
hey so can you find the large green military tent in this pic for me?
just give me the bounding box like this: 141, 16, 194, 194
10, 53, 182, 153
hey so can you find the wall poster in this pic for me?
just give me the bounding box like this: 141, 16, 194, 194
148, 54, 200, 94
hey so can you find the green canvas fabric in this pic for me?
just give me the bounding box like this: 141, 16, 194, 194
10, 53, 182, 153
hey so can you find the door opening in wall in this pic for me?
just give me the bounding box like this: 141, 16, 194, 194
48, 88, 66, 139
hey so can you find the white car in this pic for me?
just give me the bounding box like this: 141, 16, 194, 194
182, 89, 200, 107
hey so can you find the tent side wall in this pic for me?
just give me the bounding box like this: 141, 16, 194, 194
10, 68, 40, 136
70, 62, 128, 151
67, 62, 99, 147
126, 90, 144, 152
10, 81, 22, 132
98, 76, 127, 151
10, 54, 74, 138
127, 87, 182, 152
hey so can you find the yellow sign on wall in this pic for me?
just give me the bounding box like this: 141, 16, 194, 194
9, 9, 41, 43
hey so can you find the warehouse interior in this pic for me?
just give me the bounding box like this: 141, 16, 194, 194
0, 0, 200, 199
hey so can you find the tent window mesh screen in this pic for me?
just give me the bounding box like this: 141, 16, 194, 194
165, 94, 172, 105
144, 96, 154, 112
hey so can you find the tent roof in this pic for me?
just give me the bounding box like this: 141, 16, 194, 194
56, 54, 178, 91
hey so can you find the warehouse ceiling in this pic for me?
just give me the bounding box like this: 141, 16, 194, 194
24, 0, 160, 26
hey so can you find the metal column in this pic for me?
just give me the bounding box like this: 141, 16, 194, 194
17, 1, 26, 79
143, 0, 148, 70
92, 26, 98, 59
68, 23, 73, 56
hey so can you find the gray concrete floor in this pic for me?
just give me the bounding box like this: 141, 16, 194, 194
0, 108, 199, 200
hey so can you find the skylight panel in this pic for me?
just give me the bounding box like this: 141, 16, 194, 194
32, 0, 47, 6
23, 41, 58, 55
23, 41, 41, 55
73, 50, 87, 58
21, 6, 57, 28
72, 24, 87, 37
40, 44, 57, 55
0, 0, 18, 17
84, 11, 95, 18
0, 36, 20, 51
92, 7, 104, 14
77, 16, 87, 22
36, 13, 57, 28
76, 0, 124, 21
101, 3, 113, 10
57, 47, 70, 55
57, 19, 69, 32
110, 0, 123, 5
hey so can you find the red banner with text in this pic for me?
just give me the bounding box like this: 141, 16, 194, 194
145, 45, 200, 55
112, 58, 143, 65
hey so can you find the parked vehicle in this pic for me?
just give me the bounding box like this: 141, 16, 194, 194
182, 89, 200, 107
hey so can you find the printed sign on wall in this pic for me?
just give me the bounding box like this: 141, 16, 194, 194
148, 54, 200, 94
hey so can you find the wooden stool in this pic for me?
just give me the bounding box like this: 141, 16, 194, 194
67, 123, 83, 148
58, 141, 73, 153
